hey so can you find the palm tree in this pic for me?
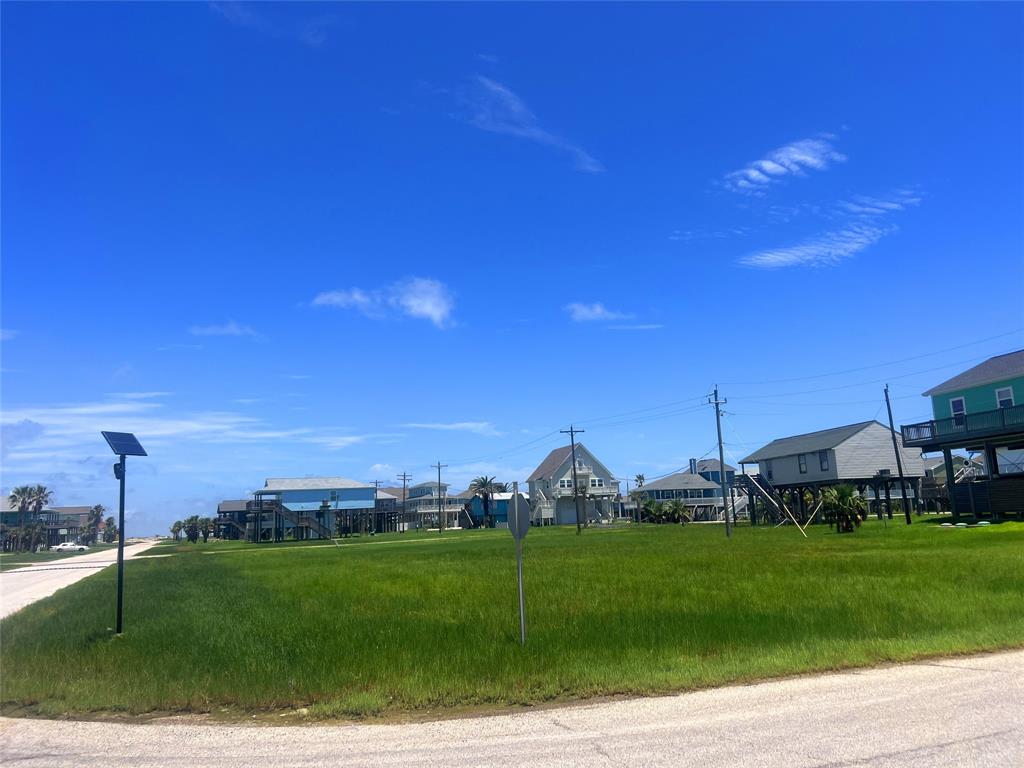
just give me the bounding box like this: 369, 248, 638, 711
83, 504, 105, 545
28, 485, 53, 551
170, 521, 183, 541
629, 488, 646, 523
823, 484, 867, 533
7, 486, 33, 551
198, 516, 213, 543
665, 499, 688, 524
469, 476, 498, 528
635, 473, 645, 488
104, 516, 119, 543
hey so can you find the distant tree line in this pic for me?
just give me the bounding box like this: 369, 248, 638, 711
3, 486, 115, 551
169, 516, 214, 543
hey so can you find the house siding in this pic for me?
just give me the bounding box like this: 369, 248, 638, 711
756, 449, 839, 487
833, 422, 925, 480
930, 375, 1024, 419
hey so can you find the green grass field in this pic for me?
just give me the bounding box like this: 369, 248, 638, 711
2, 521, 1022, 720
0, 542, 117, 572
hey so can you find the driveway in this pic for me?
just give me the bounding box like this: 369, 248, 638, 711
0, 541, 159, 619
1, 649, 1020, 767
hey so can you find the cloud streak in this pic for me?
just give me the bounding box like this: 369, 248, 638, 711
565, 302, 631, 322
313, 277, 455, 328
401, 421, 503, 437
189, 320, 259, 337
464, 76, 603, 173
724, 135, 846, 195
739, 224, 893, 269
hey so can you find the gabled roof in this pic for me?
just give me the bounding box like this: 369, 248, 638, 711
260, 477, 370, 493
740, 421, 882, 463
410, 481, 447, 490
375, 491, 398, 501
694, 459, 736, 473
379, 486, 405, 499
923, 349, 1024, 397
527, 445, 575, 482
218, 500, 249, 513
639, 473, 719, 492
527, 443, 618, 483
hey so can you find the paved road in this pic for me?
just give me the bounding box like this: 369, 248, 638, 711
1, 649, 1020, 767
0, 541, 158, 619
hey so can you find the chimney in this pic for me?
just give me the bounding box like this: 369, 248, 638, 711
689, 458, 698, 474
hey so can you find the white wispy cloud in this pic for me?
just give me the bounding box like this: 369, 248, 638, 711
565, 302, 631, 322
739, 224, 893, 269
836, 189, 922, 216
0, 399, 377, 467
401, 421, 503, 437
608, 324, 664, 331
313, 277, 455, 328
724, 135, 846, 195
189, 320, 259, 337
108, 392, 173, 400
463, 76, 603, 173
209, 2, 335, 48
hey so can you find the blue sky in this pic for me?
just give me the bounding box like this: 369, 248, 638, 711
2, 2, 1022, 534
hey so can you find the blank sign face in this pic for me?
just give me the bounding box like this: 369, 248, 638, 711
101, 431, 148, 456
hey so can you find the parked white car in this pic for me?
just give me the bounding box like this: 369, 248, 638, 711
52, 542, 89, 552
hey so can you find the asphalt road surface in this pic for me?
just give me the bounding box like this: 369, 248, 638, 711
0, 541, 158, 619
1, 649, 1020, 767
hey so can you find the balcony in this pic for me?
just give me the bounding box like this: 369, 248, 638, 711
901, 404, 1024, 449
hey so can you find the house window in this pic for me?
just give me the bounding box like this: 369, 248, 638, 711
996, 387, 1014, 409
950, 397, 966, 426
589, 478, 605, 488
558, 478, 573, 489
765, 460, 773, 481
819, 450, 829, 471
330, 491, 337, 502
798, 454, 807, 474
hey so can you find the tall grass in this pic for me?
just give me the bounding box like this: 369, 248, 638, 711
2, 522, 1022, 719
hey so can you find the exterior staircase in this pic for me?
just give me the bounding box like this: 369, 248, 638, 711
733, 474, 802, 530
254, 500, 333, 540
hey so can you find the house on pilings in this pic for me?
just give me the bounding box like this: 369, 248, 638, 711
900, 349, 1024, 521
738, 421, 925, 524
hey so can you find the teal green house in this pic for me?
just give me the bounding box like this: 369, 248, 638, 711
901, 349, 1024, 519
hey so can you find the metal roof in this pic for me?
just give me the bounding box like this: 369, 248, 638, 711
694, 459, 736, 473
922, 349, 1024, 397
259, 477, 371, 493
740, 421, 881, 463
638, 473, 719, 491
217, 499, 249, 513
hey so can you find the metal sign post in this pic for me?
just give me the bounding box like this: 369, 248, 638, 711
509, 482, 530, 646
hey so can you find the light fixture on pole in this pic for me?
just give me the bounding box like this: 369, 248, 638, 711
101, 431, 147, 635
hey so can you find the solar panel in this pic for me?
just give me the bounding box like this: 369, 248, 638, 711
102, 431, 148, 456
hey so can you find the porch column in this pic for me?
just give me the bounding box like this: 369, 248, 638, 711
748, 488, 756, 526
884, 481, 893, 519
943, 448, 959, 522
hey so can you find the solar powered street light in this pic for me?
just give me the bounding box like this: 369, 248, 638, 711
101, 431, 147, 634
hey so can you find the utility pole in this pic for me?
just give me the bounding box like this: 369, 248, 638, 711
371, 480, 383, 534
398, 472, 411, 533
884, 384, 912, 525
708, 387, 732, 538
432, 461, 447, 533
561, 425, 585, 535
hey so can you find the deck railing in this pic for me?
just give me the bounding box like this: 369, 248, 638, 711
901, 403, 1024, 446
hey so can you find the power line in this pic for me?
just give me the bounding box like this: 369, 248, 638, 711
718, 329, 1022, 387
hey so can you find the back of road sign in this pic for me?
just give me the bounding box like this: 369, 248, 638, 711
508, 491, 530, 541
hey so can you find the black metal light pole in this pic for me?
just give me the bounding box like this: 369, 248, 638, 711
101, 431, 147, 635
115, 454, 126, 633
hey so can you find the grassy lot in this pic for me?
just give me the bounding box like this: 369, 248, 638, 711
2, 521, 1022, 720
0, 542, 117, 572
